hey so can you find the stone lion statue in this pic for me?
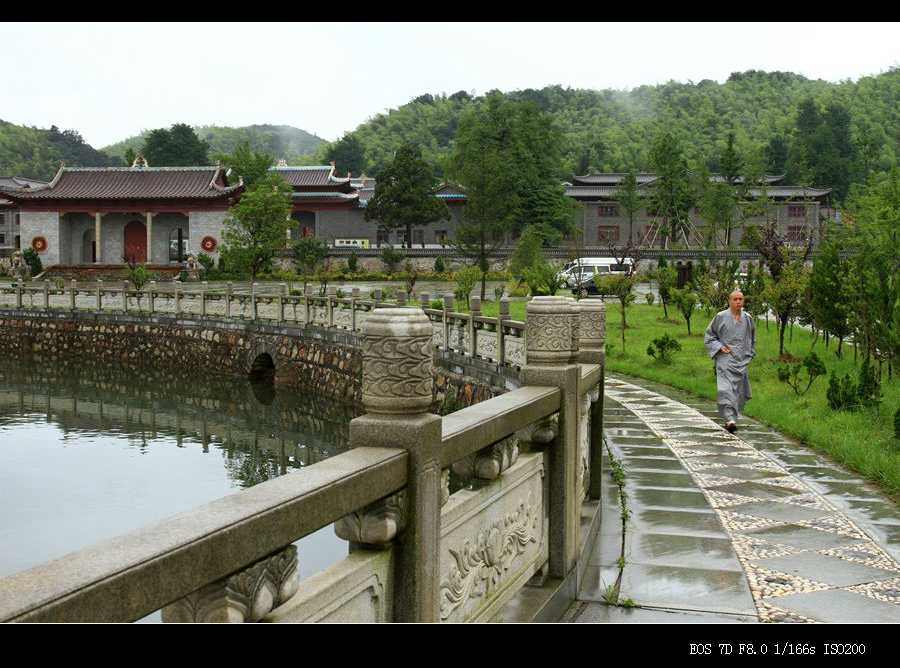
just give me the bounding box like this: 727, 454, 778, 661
185, 252, 200, 282
11, 250, 30, 282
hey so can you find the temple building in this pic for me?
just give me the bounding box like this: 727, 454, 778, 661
565, 173, 832, 246
0, 176, 47, 257
275, 161, 467, 247
0, 163, 240, 267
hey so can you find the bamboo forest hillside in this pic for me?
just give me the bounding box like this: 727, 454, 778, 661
315, 69, 899, 197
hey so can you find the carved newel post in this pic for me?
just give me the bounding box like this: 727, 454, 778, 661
334, 307, 441, 622
578, 297, 606, 499
519, 296, 580, 579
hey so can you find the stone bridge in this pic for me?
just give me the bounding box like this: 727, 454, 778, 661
0, 281, 607, 623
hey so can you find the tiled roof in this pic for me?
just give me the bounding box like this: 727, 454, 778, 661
0, 175, 47, 190
0, 167, 238, 200
710, 174, 785, 184
271, 165, 351, 188
572, 173, 659, 186
565, 185, 831, 200
290, 191, 359, 203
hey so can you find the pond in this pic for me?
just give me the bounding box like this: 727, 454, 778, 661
0, 355, 361, 620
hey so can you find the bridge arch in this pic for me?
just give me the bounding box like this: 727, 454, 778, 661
245, 339, 280, 379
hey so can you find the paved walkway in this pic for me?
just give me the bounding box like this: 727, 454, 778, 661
566, 373, 900, 624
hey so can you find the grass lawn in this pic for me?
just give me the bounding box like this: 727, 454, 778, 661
602, 303, 899, 501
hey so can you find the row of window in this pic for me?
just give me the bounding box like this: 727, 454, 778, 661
0, 214, 21, 226
597, 205, 810, 218
595, 225, 809, 244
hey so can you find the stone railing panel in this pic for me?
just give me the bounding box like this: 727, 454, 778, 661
266, 548, 393, 623
438, 451, 547, 623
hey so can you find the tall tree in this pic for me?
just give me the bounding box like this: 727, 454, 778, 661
325, 134, 366, 175
214, 141, 274, 189
364, 143, 450, 249
142, 124, 210, 166
615, 171, 641, 243
649, 131, 695, 247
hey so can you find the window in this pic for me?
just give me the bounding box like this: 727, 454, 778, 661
597, 205, 619, 217
15, 214, 20, 226
0, 234, 5, 245
788, 205, 806, 218
376, 230, 390, 246
396, 230, 407, 245
787, 226, 805, 242
413, 230, 424, 246
434, 230, 448, 246
168, 228, 187, 262
0, 214, 5, 225
597, 226, 620, 243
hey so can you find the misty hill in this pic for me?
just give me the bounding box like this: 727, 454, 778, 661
102, 124, 326, 163
0, 120, 121, 181
327, 69, 899, 186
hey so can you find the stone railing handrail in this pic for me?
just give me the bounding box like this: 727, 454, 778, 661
0, 446, 408, 623
0, 281, 530, 374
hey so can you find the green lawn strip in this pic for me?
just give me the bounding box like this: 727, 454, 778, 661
602, 304, 898, 501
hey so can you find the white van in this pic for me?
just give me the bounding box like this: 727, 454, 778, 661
558, 257, 632, 287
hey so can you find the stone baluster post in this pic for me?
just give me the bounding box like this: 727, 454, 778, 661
577, 298, 606, 499
277, 283, 286, 323
148, 280, 156, 314
419, 292, 429, 308
225, 282, 233, 318
566, 297, 580, 363
174, 281, 181, 316
43, 280, 50, 310
442, 294, 453, 352
335, 307, 441, 623
520, 296, 580, 579
468, 295, 480, 358
70, 280, 78, 311
14, 281, 22, 309
497, 296, 510, 364
303, 283, 312, 324
372, 288, 382, 306
327, 285, 337, 327
395, 289, 406, 307
121, 280, 129, 314
201, 281, 208, 318
351, 287, 360, 331
96, 279, 103, 313
251, 283, 258, 321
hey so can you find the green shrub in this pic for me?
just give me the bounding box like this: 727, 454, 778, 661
430, 300, 444, 310
380, 244, 404, 274
434, 255, 445, 273
645, 292, 655, 305
777, 352, 826, 396
522, 261, 563, 297
197, 253, 215, 272
827, 363, 882, 411
23, 248, 42, 277
647, 334, 681, 363
347, 250, 358, 273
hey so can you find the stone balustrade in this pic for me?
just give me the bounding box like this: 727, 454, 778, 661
0, 293, 606, 623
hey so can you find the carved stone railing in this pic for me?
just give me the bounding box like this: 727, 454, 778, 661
0, 281, 529, 377
0, 296, 605, 624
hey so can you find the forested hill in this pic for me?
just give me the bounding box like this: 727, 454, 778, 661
0, 120, 121, 181
323, 69, 899, 192
102, 124, 326, 163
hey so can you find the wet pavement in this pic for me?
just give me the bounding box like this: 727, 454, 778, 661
565, 373, 900, 624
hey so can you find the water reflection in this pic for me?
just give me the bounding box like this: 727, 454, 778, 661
0, 355, 360, 582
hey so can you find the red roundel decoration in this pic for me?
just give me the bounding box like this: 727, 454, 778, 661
201, 236, 217, 252
31, 236, 48, 254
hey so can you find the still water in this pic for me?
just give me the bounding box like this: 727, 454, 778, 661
0, 355, 360, 617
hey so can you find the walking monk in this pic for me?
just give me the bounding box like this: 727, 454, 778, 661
704, 291, 756, 433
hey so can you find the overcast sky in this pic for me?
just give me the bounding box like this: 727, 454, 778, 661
3, 22, 897, 149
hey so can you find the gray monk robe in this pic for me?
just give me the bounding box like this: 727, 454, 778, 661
704, 309, 756, 424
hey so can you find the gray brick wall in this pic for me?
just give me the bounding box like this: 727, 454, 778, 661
188, 211, 226, 261
20, 211, 61, 266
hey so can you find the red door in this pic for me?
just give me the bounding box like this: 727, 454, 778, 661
124, 221, 147, 263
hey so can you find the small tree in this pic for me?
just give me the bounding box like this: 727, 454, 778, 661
777, 352, 826, 396
347, 249, 358, 273
522, 260, 564, 297
598, 274, 637, 353
647, 334, 681, 363
292, 236, 329, 290
454, 265, 481, 309
380, 243, 404, 275
220, 174, 294, 280
615, 171, 641, 244
22, 248, 42, 277
508, 225, 544, 283
656, 265, 676, 319
763, 261, 810, 357
671, 287, 698, 335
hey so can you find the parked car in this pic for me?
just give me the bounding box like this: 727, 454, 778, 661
557, 257, 632, 288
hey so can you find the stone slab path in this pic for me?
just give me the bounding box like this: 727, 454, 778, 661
565, 373, 900, 624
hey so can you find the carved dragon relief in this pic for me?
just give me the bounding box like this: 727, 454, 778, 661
438, 493, 541, 621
